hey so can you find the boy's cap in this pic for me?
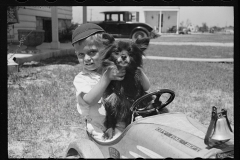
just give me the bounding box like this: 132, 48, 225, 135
72, 23, 105, 45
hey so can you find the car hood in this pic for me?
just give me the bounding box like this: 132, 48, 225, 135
126, 112, 234, 158
136, 112, 207, 139
90, 112, 233, 158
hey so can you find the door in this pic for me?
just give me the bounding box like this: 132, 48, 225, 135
145, 11, 159, 30
43, 19, 52, 42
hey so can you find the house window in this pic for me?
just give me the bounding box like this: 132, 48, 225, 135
7, 24, 15, 40
59, 19, 71, 30
36, 17, 43, 30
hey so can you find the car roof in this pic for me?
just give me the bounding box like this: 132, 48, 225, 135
101, 11, 131, 14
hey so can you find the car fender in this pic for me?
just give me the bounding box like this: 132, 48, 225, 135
66, 138, 104, 158
130, 27, 150, 38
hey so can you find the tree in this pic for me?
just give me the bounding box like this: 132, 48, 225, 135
179, 21, 185, 27
199, 22, 208, 33
212, 26, 222, 32
186, 19, 191, 27
59, 21, 79, 43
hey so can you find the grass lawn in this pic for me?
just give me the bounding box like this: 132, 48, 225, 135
143, 59, 233, 125
151, 34, 234, 43
8, 43, 234, 158
146, 45, 233, 58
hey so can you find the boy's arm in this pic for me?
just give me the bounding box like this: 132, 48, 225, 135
83, 66, 125, 106
138, 67, 150, 91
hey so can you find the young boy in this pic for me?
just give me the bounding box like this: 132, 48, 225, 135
72, 23, 150, 140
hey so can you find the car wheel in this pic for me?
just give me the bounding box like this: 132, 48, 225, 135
132, 30, 148, 40
66, 139, 104, 158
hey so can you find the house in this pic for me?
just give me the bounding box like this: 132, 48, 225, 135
87, 6, 180, 34
187, 24, 196, 33
224, 26, 234, 34
7, 6, 72, 44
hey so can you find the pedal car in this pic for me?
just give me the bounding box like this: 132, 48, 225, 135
66, 89, 234, 159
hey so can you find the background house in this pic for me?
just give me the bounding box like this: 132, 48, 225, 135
7, 6, 72, 44
139, 7, 180, 34
224, 26, 234, 34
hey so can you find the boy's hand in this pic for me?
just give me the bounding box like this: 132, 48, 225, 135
137, 66, 150, 91
137, 66, 144, 73
103, 62, 126, 81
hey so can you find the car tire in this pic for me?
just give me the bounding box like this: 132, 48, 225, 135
66, 139, 104, 158
132, 30, 148, 40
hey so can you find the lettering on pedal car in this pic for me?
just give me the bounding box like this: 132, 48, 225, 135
109, 147, 120, 158
155, 127, 202, 152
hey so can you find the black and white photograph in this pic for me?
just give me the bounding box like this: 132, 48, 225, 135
7, 5, 234, 158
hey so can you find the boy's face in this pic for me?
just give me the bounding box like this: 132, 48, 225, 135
74, 40, 104, 72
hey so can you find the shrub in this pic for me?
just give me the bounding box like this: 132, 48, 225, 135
59, 22, 79, 43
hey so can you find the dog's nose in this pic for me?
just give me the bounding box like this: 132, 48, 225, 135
121, 55, 127, 60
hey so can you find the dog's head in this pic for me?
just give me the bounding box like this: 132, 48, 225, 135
102, 38, 150, 70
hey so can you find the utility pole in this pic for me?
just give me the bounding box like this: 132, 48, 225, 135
83, 6, 87, 24
90, 9, 92, 21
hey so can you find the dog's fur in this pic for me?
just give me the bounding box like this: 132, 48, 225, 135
101, 37, 151, 139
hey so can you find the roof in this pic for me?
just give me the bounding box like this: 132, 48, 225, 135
101, 11, 131, 14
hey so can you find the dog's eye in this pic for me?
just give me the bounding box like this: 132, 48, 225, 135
112, 49, 119, 55
113, 51, 119, 55
127, 48, 132, 52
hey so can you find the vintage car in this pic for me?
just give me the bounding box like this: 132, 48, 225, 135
65, 89, 234, 159
178, 26, 190, 34
89, 11, 160, 40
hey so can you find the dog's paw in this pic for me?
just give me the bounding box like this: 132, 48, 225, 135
103, 128, 115, 140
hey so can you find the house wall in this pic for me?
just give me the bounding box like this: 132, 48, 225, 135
11, 6, 72, 41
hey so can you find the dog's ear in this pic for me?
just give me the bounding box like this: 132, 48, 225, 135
135, 38, 150, 51
102, 33, 115, 45
100, 44, 114, 61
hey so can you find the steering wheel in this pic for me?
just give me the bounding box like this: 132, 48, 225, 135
130, 89, 175, 115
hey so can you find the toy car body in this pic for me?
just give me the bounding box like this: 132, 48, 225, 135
89, 11, 160, 40
66, 89, 234, 159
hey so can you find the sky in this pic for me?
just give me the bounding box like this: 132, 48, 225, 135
72, 6, 234, 27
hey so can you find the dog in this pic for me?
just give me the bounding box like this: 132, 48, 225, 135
101, 37, 151, 139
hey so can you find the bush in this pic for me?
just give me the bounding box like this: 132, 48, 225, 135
59, 22, 79, 43
199, 23, 208, 33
